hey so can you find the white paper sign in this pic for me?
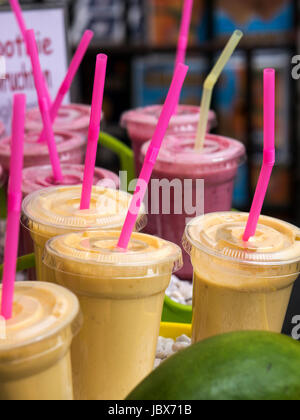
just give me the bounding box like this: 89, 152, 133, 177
0, 6, 69, 134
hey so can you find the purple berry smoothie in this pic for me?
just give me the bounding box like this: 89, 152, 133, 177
141, 132, 246, 280
121, 105, 217, 174
25, 104, 91, 141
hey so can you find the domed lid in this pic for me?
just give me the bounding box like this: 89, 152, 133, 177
26, 104, 92, 131
45, 230, 183, 275
21, 164, 120, 196
0, 282, 80, 352
22, 185, 147, 232
184, 212, 300, 272
122, 105, 216, 129
142, 133, 246, 174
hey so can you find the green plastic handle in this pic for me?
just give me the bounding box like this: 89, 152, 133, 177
98, 132, 135, 192
0, 253, 36, 279
0, 186, 7, 220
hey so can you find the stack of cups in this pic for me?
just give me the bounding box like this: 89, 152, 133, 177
121, 104, 217, 174
142, 132, 246, 279
183, 212, 300, 342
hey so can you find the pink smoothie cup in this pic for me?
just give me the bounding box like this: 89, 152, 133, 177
141, 132, 246, 280
121, 105, 217, 174
20, 163, 120, 277
25, 104, 91, 142
0, 121, 5, 139
0, 130, 86, 178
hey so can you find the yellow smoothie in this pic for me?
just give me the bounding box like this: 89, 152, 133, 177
0, 282, 81, 400
22, 186, 147, 280
43, 231, 182, 400
183, 212, 300, 343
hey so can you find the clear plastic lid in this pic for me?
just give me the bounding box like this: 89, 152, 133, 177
0, 130, 85, 159
21, 164, 120, 197
44, 230, 183, 279
25, 104, 91, 132
22, 185, 147, 233
0, 282, 80, 353
183, 212, 300, 271
121, 105, 216, 129
141, 133, 246, 175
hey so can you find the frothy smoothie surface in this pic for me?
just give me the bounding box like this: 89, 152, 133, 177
22, 186, 146, 231
46, 231, 183, 270
0, 282, 79, 351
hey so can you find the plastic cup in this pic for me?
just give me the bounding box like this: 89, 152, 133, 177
43, 230, 182, 400
25, 104, 91, 141
141, 132, 246, 279
0, 130, 86, 177
0, 121, 5, 139
121, 105, 217, 174
20, 164, 120, 267
0, 281, 81, 400
22, 185, 147, 281
183, 212, 300, 343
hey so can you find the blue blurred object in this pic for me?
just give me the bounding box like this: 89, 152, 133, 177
213, 1, 293, 37
233, 163, 249, 209
132, 55, 208, 107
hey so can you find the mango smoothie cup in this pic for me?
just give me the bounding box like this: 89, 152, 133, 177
142, 133, 246, 279
0, 281, 81, 401
121, 105, 217, 174
183, 212, 300, 343
25, 104, 91, 142
21, 186, 147, 281
43, 230, 182, 400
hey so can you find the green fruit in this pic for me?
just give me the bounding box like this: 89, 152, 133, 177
127, 331, 300, 401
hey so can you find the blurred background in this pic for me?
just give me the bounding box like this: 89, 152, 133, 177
0, 0, 299, 334
1, 0, 298, 225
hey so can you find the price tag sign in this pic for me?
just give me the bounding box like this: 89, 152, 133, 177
0, 4, 69, 134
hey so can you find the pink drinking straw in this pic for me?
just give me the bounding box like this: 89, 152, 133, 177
26, 29, 63, 182
175, 0, 194, 69
1, 94, 26, 320
38, 30, 94, 143
9, 0, 52, 106
80, 54, 108, 210
173, 0, 193, 114
243, 68, 275, 242
117, 63, 189, 250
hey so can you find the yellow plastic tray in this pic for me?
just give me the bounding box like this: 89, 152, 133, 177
159, 322, 191, 339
